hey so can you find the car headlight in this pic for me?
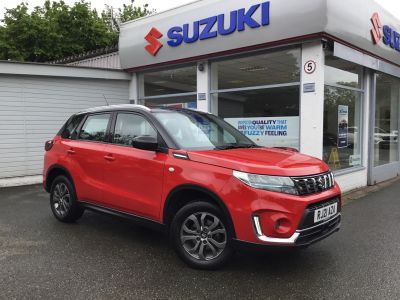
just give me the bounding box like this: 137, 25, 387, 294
233, 170, 298, 195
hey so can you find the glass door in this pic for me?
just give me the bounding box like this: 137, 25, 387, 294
370, 72, 400, 184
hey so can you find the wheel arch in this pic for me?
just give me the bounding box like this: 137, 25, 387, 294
163, 184, 236, 238
45, 164, 75, 193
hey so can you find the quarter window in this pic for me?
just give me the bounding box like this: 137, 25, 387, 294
113, 113, 157, 146
62, 115, 85, 139
79, 114, 111, 142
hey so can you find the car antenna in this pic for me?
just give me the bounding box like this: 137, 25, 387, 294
103, 94, 110, 106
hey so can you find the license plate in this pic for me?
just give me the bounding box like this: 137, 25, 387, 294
314, 203, 338, 223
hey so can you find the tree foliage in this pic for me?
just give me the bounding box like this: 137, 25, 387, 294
0, 0, 153, 62
102, 0, 155, 29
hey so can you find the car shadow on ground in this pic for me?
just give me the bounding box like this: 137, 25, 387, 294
64, 210, 337, 275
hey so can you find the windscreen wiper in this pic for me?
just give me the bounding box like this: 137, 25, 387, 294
214, 144, 260, 150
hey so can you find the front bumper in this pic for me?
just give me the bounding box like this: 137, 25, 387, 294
220, 176, 342, 245
252, 213, 341, 246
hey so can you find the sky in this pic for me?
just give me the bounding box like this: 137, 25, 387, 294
0, 0, 399, 21
0, 0, 195, 18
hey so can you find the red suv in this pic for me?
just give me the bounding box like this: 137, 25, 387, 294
43, 105, 341, 269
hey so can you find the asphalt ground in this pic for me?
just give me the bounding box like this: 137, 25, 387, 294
0, 183, 399, 300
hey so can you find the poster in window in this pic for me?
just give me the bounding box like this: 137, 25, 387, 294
337, 105, 349, 148
225, 117, 299, 149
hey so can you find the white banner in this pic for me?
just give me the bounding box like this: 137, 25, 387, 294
225, 117, 300, 149
337, 105, 349, 149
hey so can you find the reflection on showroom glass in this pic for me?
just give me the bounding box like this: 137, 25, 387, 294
325, 54, 363, 89
211, 48, 301, 90
143, 65, 197, 97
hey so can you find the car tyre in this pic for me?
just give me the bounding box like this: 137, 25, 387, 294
170, 201, 233, 270
50, 175, 84, 223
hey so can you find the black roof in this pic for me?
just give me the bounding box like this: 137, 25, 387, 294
77, 104, 209, 115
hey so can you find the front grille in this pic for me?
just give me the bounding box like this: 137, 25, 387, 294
307, 197, 339, 211
298, 197, 341, 230
291, 172, 335, 196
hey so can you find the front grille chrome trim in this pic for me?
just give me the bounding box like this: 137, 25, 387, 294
252, 216, 300, 245
252, 213, 341, 245
291, 171, 335, 196
296, 213, 341, 233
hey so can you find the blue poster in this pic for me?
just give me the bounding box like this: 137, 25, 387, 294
337, 105, 349, 148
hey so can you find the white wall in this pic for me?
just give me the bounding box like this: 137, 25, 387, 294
0, 71, 130, 179
300, 42, 325, 158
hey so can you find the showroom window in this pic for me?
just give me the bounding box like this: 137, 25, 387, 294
141, 65, 197, 109
211, 48, 301, 149
323, 54, 364, 171
374, 73, 400, 166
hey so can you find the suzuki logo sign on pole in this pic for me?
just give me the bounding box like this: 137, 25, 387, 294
144, 27, 163, 56
143, 1, 270, 56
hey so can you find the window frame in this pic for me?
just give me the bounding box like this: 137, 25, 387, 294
323, 55, 366, 172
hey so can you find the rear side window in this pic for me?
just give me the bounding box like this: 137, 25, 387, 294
79, 114, 111, 142
113, 113, 157, 146
61, 115, 85, 139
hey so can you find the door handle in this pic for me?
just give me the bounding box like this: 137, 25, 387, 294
67, 149, 75, 155
104, 155, 115, 162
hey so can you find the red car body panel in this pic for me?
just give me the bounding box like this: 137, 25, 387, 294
187, 148, 330, 176
101, 144, 167, 220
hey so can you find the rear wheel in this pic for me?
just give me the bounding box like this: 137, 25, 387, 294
170, 201, 233, 270
50, 175, 84, 223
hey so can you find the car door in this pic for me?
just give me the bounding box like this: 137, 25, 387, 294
102, 112, 167, 220
62, 113, 111, 205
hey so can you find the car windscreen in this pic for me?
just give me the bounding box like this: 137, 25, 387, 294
153, 110, 257, 150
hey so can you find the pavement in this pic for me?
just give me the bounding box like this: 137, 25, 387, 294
0, 182, 399, 300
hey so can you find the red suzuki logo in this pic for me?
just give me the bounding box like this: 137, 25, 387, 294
370, 12, 382, 44
144, 27, 163, 56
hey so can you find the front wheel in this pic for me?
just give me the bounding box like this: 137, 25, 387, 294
170, 201, 233, 270
50, 175, 84, 223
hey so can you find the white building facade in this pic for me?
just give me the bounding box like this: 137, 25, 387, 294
117, 0, 400, 192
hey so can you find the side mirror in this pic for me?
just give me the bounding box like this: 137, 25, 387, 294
132, 136, 158, 151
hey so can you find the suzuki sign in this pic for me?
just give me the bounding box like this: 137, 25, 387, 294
370, 12, 400, 52
120, 0, 400, 70
144, 2, 270, 56
166, 2, 270, 47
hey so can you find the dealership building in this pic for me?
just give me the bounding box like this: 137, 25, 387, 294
1, 0, 400, 193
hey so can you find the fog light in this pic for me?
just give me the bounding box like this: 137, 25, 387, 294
274, 218, 291, 234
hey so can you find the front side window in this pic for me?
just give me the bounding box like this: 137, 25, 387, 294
79, 114, 110, 142
154, 111, 255, 150
113, 113, 157, 146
